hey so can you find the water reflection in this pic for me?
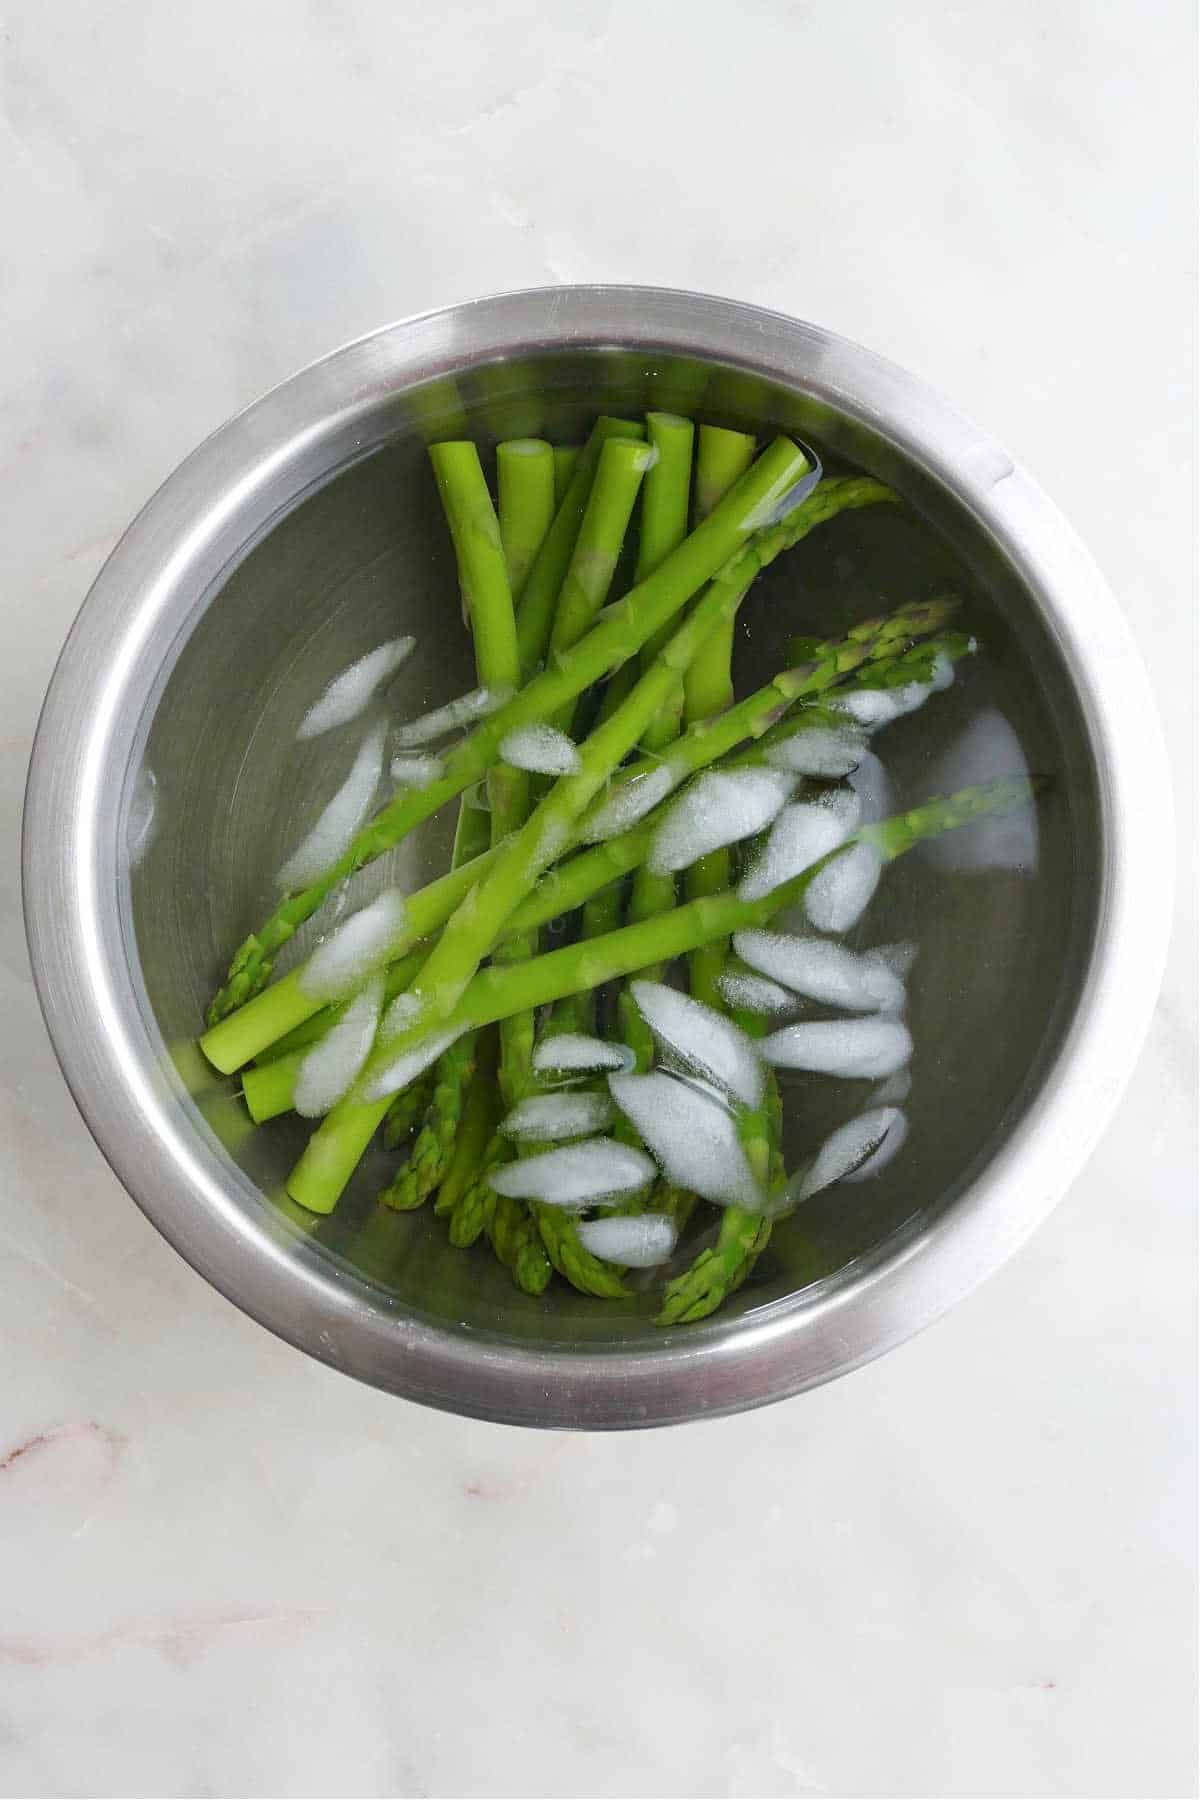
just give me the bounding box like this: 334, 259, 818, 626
919, 709, 1039, 873
125, 764, 158, 867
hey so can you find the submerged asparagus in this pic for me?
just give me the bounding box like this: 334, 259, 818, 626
529, 889, 635, 1300
344, 483, 820, 1059
199, 402, 1038, 1325
285, 780, 1037, 1213
204, 598, 956, 1081
663, 425, 790, 1310
615, 411, 699, 1075
496, 438, 555, 602
684, 425, 759, 1006
381, 441, 525, 1212
207, 434, 809, 1021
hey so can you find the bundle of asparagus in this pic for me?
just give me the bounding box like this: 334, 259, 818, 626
199, 411, 1040, 1325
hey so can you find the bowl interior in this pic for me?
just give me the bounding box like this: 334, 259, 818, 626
127, 348, 1101, 1351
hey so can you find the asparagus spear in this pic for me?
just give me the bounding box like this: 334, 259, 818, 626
484, 1192, 554, 1293
380, 440, 524, 1212
582, 477, 897, 816
451, 975, 633, 1297
633, 411, 697, 744
287, 779, 1038, 1212
673, 428, 782, 1273
552, 446, 579, 505
638, 413, 697, 589
204, 596, 954, 1080
452, 986, 606, 1287
431, 781, 1032, 1051
382, 1064, 437, 1151
443, 1137, 500, 1245
443, 427, 645, 1277
380, 783, 488, 1156
471, 443, 648, 1282
587, 415, 701, 731
427, 441, 521, 687
496, 439, 555, 602
251, 947, 430, 1068
432, 1048, 500, 1218
692, 424, 757, 529
515, 417, 646, 677
206, 434, 809, 1022
636, 426, 760, 1222
367, 519, 797, 1051
659, 1205, 773, 1326
684, 426, 759, 1007
614, 412, 698, 1077
365, 467, 832, 1070
379, 1032, 478, 1210
655, 1005, 781, 1323
528, 890, 635, 1299
549, 437, 654, 674
586, 414, 744, 745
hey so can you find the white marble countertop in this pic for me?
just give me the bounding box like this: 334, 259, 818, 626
2, 5, 1195, 1796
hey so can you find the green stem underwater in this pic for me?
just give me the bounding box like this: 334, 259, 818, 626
206, 435, 811, 1023
284, 779, 1038, 1212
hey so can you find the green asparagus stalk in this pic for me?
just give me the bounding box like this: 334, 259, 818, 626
467, 365, 543, 442
443, 1137, 501, 1244
364, 480, 817, 1058
408, 376, 469, 445
549, 437, 655, 670
484, 1191, 555, 1292
673, 430, 780, 1277
586, 477, 896, 814
433, 1046, 500, 1217
618, 417, 714, 1070
659, 1205, 773, 1326
608, 414, 697, 1080
524, 983, 632, 1300
515, 416, 645, 676
633, 412, 696, 750
657, 1006, 780, 1324
593, 411, 700, 744
552, 445, 579, 505
637, 413, 696, 586
243, 946, 429, 1121
536, 1202, 631, 1300
486, 428, 618, 1286
206, 434, 808, 1022
383, 796, 486, 1165
692, 424, 758, 528
496, 439, 555, 601
528, 888, 635, 1299
685, 425, 759, 1005
464, 429, 631, 1287
286, 779, 1037, 1212
593, 659, 639, 726
395, 440, 526, 1208
427, 441, 521, 687
382, 437, 537, 1211
379, 1031, 478, 1210
465, 995, 566, 1287
442, 779, 1036, 1050
381, 1065, 437, 1151
450, 786, 493, 878
252, 948, 430, 1068
637, 426, 758, 1217
204, 594, 951, 1079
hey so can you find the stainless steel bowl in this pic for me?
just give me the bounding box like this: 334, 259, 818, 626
22, 287, 1170, 1427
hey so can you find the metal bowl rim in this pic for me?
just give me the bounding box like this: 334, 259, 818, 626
21, 284, 1173, 1427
